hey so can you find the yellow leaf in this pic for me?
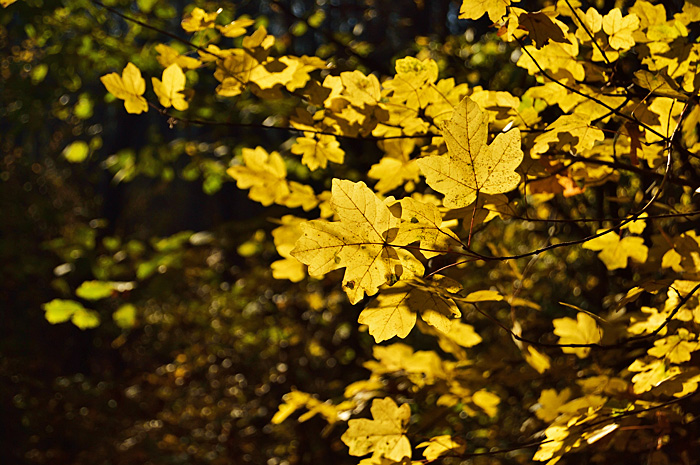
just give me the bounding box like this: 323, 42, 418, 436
1, 0, 19, 7
291, 180, 424, 304
459, 0, 519, 22
628, 358, 676, 394
441, 320, 482, 348
582, 231, 648, 270
100, 62, 148, 114
341, 397, 411, 462
340, 70, 381, 106
181, 7, 218, 32
152, 64, 188, 111
516, 10, 568, 49
525, 346, 551, 374
368, 139, 421, 193
531, 114, 603, 157
394, 197, 463, 259
291, 134, 344, 170
602, 8, 640, 51
417, 435, 465, 461
359, 276, 461, 342
647, 329, 700, 364
472, 390, 500, 417
535, 388, 571, 422
552, 312, 602, 358
271, 216, 306, 282
227, 147, 289, 206
155, 44, 201, 70
517, 38, 585, 81
417, 96, 523, 208
217, 17, 255, 37
383, 57, 438, 108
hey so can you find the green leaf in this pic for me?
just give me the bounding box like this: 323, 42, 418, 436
62, 141, 90, 163
43, 299, 84, 324
71, 308, 101, 329
113, 304, 137, 329
75, 281, 114, 300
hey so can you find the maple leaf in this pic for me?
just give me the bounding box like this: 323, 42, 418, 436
290, 134, 344, 170
417, 96, 523, 208
394, 197, 463, 258
383, 56, 438, 108
647, 329, 700, 364
459, 0, 519, 22
152, 64, 188, 111
341, 397, 411, 461
155, 44, 202, 70
535, 388, 571, 422
368, 142, 421, 194
217, 17, 255, 37
531, 114, 604, 157
517, 38, 585, 81
517, 10, 568, 49
582, 231, 648, 270
100, 62, 148, 114
417, 435, 465, 461
271, 216, 307, 283
602, 8, 640, 51
290, 180, 424, 304
359, 276, 462, 342
552, 312, 602, 358
227, 147, 290, 206
340, 70, 381, 107
181, 7, 218, 32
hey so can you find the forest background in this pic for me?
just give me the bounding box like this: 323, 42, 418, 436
2, 0, 700, 464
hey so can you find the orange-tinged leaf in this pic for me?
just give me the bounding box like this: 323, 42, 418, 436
341, 397, 411, 461
552, 312, 602, 358
417, 96, 523, 208
152, 64, 188, 111
100, 63, 148, 114
291, 180, 424, 304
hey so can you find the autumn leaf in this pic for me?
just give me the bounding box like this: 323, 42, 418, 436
535, 388, 571, 421
155, 44, 201, 70
291, 180, 424, 304
553, 312, 602, 358
460, 0, 519, 22
359, 276, 462, 342
417, 96, 523, 208
582, 231, 648, 270
602, 8, 640, 51
341, 397, 411, 461
227, 147, 290, 206
531, 114, 604, 157
271, 216, 307, 283
181, 7, 218, 32
217, 17, 255, 37
152, 64, 189, 111
517, 10, 567, 49
290, 134, 344, 170
100, 62, 148, 114
417, 435, 465, 461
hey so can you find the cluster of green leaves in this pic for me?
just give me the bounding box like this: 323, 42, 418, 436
6, 0, 700, 463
